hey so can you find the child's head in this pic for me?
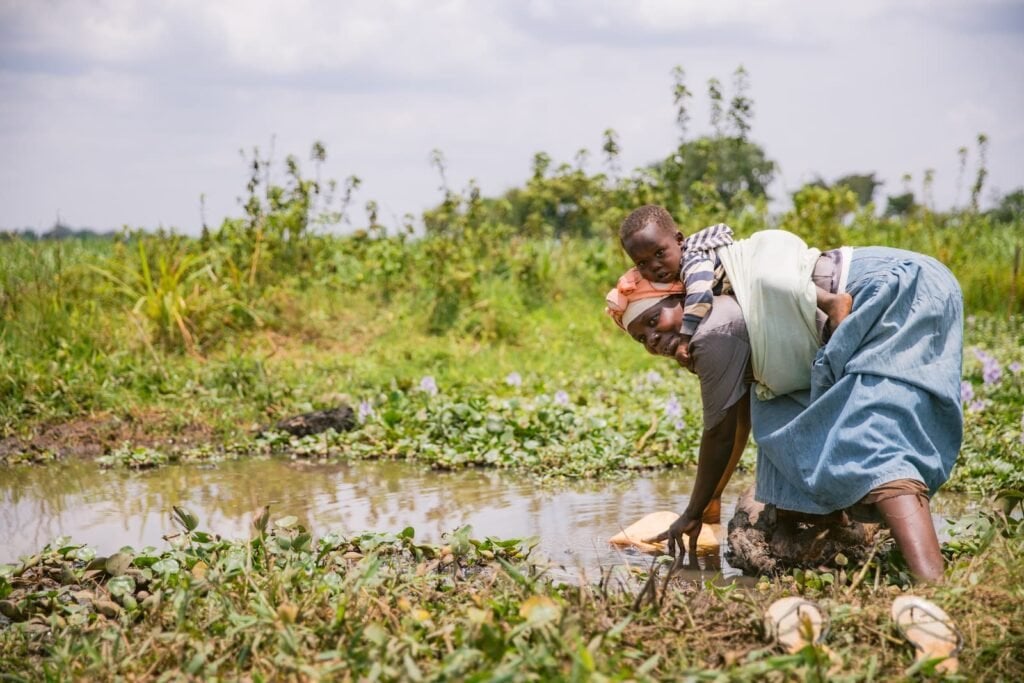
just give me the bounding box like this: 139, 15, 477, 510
619, 205, 684, 284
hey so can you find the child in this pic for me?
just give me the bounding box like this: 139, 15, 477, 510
619, 205, 852, 368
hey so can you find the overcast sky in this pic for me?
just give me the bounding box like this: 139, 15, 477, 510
2, 0, 1022, 234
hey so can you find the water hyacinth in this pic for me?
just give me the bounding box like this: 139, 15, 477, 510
357, 400, 374, 423
973, 347, 1003, 385
418, 376, 439, 396
664, 396, 682, 419
554, 390, 570, 406
968, 399, 987, 413
983, 361, 1003, 386
505, 372, 522, 387
960, 381, 975, 405
1010, 361, 1021, 374
645, 370, 663, 385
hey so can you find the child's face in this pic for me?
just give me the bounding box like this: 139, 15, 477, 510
622, 223, 684, 284
626, 295, 685, 357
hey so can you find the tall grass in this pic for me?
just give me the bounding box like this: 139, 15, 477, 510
1, 137, 1021, 437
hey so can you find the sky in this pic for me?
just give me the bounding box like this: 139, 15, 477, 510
1, 0, 1023, 235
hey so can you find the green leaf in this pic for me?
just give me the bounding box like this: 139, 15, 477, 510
107, 575, 136, 598
152, 558, 180, 575
172, 506, 199, 532
105, 552, 134, 577
275, 515, 299, 530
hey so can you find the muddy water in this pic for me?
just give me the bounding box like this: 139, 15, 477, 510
0, 458, 975, 581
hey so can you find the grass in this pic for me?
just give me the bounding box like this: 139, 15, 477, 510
1, 501, 1022, 680
2, 221, 1023, 679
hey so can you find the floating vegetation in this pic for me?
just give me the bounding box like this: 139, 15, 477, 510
2, 502, 1023, 679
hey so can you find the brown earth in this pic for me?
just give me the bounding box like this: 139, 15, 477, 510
0, 410, 216, 464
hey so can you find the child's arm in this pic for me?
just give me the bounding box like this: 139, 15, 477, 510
678, 224, 734, 339
685, 223, 734, 251
679, 250, 717, 338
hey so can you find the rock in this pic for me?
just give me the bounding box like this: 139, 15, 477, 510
0, 600, 26, 622
141, 593, 162, 612
726, 488, 878, 575
93, 599, 122, 618
273, 405, 355, 437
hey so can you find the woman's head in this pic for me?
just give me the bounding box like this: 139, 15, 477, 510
605, 268, 684, 356
624, 295, 687, 357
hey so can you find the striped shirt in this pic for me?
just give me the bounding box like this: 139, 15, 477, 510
679, 223, 735, 337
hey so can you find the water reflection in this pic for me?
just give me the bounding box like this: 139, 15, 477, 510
0, 459, 974, 582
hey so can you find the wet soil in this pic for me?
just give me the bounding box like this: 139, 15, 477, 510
0, 410, 216, 464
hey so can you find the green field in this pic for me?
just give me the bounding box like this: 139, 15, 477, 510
2, 139, 1024, 678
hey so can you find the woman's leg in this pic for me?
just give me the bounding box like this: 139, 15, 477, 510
875, 495, 944, 582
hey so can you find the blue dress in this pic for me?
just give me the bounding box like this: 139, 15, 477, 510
751, 247, 964, 514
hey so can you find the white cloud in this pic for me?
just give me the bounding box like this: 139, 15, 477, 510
2, 0, 167, 63
1, 0, 1022, 231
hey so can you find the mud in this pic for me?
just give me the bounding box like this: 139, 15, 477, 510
727, 489, 879, 575
0, 410, 215, 464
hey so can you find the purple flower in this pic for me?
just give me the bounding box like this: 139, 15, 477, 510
983, 359, 1002, 386
419, 376, 439, 396
505, 372, 522, 387
357, 400, 374, 423
1010, 362, 1022, 374
554, 390, 570, 406
968, 399, 987, 413
664, 396, 682, 419
960, 381, 974, 404
646, 371, 663, 385
972, 348, 1002, 385
674, 420, 685, 430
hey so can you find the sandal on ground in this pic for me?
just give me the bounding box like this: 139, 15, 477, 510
891, 595, 962, 674
765, 597, 829, 654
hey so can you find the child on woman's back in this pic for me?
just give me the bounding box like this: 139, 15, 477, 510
619, 205, 852, 368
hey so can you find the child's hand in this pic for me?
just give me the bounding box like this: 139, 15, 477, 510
674, 336, 694, 372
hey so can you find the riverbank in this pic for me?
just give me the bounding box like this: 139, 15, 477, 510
2, 500, 1022, 680
3, 307, 1023, 495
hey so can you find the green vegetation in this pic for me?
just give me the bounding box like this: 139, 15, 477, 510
2, 66, 1023, 678
1, 500, 1022, 679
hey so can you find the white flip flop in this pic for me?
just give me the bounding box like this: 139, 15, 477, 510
891, 595, 961, 674
765, 597, 828, 654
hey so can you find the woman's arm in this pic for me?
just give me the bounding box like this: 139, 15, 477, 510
646, 390, 751, 557
709, 389, 751, 503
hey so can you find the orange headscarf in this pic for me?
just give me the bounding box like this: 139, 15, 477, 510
605, 268, 684, 331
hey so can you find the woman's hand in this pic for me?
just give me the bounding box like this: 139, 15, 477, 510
644, 512, 702, 560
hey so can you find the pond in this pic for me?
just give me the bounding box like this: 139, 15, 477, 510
0, 458, 975, 582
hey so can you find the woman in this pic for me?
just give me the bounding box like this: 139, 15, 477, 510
608, 245, 963, 581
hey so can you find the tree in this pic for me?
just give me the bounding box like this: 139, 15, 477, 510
654, 137, 775, 209
652, 66, 774, 210
884, 192, 916, 217
833, 173, 881, 207
671, 66, 693, 140
970, 133, 989, 212
989, 188, 1024, 224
